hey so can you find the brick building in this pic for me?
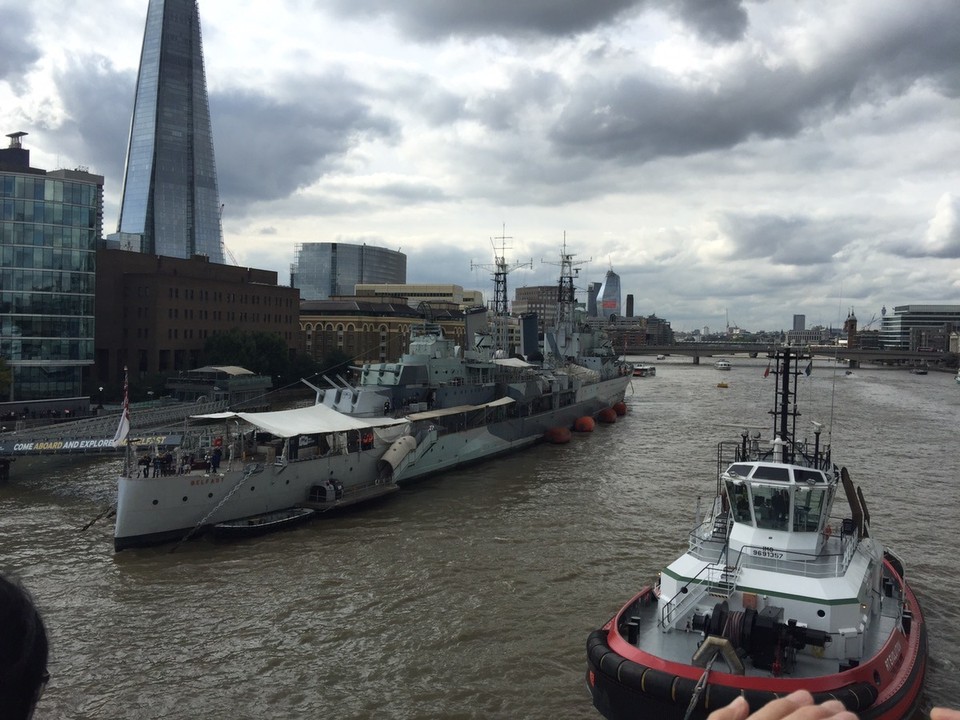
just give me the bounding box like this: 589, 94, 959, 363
94, 249, 301, 386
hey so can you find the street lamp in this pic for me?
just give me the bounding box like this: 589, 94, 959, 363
147, 390, 154, 404
98, 386, 104, 409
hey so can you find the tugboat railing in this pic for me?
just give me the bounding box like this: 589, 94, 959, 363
658, 566, 712, 630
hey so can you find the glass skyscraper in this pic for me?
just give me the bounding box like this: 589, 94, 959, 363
597, 269, 622, 321
1, 132, 102, 405
116, 0, 224, 263
291, 243, 407, 300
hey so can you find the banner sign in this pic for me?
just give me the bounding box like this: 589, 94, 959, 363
0, 434, 182, 455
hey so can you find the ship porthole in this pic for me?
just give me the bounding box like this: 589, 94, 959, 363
285, 480, 290, 485
152, 499, 158, 505
208, 493, 213, 498
817, 609, 825, 617
250, 486, 255, 491
182, 496, 188, 502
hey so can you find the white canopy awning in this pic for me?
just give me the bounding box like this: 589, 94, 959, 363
406, 396, 514, 421
192, 404, 408, 437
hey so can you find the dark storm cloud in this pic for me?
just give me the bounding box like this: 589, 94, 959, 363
668, 0, 748, 43
0, 6, 41, 88
49, 57, 136, 183
210, 73, 398, 209
550, 2, 960, 163
719, 214, 853, 265
322, 0, 751, 42
323, 0, 644, 40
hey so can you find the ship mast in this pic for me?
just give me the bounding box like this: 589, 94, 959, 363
470, 225, 531, 355
542, 232, 589, 333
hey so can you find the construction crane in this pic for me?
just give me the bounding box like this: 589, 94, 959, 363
470, 225, 531, 356
219, 203, 239, 266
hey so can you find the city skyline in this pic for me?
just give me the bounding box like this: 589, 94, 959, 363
1, 1, 958, 331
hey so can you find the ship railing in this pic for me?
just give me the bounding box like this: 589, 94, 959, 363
705, 562, 740, 598
658, 566, 713, 630
730, 535, 858, 578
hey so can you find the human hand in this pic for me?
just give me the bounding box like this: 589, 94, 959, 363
706, 690, 858, 720
931, 709, 960, 720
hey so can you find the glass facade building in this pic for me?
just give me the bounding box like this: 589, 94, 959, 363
597, 269, 622, 321
1, 133, 102, 403
291, 243, 406, 301
116, 0, 223, 263
878, 305, 960, 350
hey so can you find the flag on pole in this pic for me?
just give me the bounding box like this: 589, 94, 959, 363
804, 360, 813, 376
112, 366, 130, 447
763, 362, 771, 378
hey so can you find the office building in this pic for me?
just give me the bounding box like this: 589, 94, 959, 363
878, 305, 960, 350
355, 283, 482, 311
512, 285, 559, 335
597, 269, 621, 320
291, 243, 406, 300
586, 282, 601, 317
114, 0, 224, 263
1, 132, 103, 412
793, 314, 805, 332
94, 249, 300, 385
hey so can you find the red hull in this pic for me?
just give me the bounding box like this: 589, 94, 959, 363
587, 558, 926, 720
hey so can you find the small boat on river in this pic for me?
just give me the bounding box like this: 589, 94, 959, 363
586, 346, 926, 720
633, 365, 656, 378
212, 507, 316, 540
715, 359, 732, 371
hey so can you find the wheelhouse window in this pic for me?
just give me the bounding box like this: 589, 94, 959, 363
726, 480, 752, 525
792, 486, 827, 532
752, 485, 791, 531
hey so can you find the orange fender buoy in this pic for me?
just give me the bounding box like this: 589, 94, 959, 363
613, 402, 627, 416
544, 426, 572, 444
597, 408, 617, 424
573, 416, 595, 433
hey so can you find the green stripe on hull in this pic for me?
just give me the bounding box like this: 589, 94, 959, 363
661, 566, 859, 606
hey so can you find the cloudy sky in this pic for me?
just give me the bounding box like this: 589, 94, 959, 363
2, 0, 959, 331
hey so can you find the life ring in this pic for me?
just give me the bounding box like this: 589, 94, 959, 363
213, 437, 223, 447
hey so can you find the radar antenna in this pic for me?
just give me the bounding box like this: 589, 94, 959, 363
470, 224, 531, 355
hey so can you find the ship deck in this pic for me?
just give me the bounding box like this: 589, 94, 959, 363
618, 578, 904, 679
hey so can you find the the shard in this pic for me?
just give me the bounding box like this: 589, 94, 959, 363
116, 0, 224, 263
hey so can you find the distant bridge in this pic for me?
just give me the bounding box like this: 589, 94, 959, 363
626, 343, 947, 368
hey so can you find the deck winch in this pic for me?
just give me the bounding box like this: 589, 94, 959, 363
693, 601, 830, 673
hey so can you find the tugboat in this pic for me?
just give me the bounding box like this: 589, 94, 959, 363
586, 346, 926, 720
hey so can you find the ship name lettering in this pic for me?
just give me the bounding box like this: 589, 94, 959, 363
884, 641, 902, 672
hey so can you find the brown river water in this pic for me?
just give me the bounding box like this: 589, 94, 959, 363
2, 357, 958, 719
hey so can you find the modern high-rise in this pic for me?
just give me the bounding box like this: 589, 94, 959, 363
793, 314, 806, 331
878, 305, 960, 350
597, 269, 622, 321
115, 0, 224, 263
1, 132, 103, 411
291, 243, 406, 301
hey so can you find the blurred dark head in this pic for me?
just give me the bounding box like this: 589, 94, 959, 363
0, 574, 49, 719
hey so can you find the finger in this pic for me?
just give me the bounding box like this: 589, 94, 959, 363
932, 709, 960, 720
743, 691, 816, 720
707, 695, 750, 720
